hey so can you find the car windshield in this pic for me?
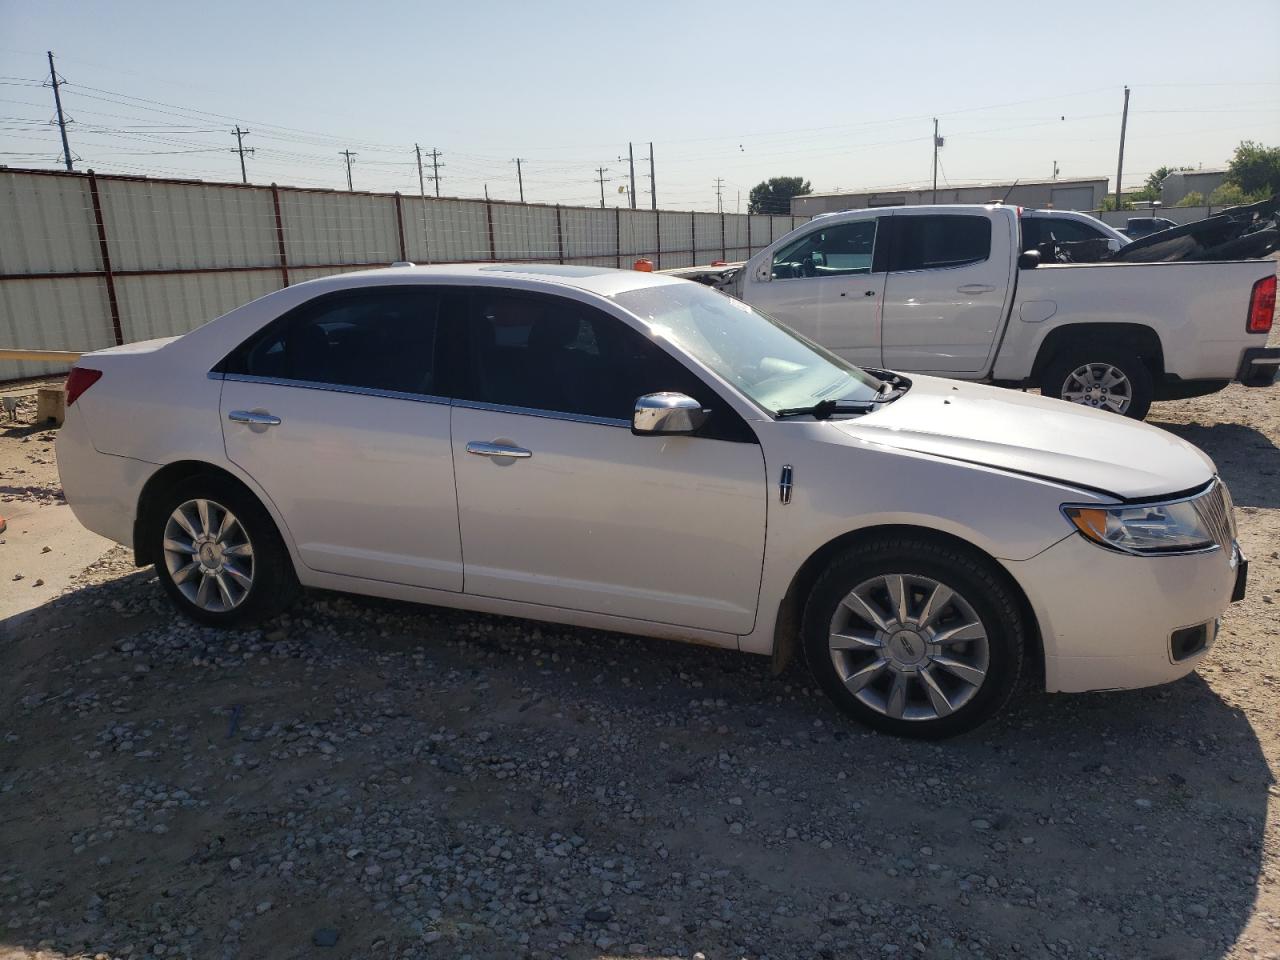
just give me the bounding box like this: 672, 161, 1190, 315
613, 283, 884, 415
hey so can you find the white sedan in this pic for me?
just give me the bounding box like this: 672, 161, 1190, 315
57, 264, 1247, 737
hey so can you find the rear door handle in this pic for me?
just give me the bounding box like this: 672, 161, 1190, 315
227, 410, 281, 426
957, 283, 996, 294
467, 440, 532, 459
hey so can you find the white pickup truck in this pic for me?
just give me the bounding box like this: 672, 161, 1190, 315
724, 204, 1278, 419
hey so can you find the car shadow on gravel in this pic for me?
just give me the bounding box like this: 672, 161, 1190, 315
1, 581, 1272, 960
1150, 419, 1280, 509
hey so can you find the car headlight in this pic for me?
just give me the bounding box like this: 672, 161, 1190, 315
1062, 498, 1217, 555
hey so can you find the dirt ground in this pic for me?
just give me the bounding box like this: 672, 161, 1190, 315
1, 371, 1278, 960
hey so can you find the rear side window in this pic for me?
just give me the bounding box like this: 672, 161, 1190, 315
222, 288, 441, 396
889, 215, 991, 271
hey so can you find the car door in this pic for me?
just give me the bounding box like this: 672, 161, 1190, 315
450, 289, 767, 636
880, 211, 1012, 374
218, 286, 463, 591
742, 217, 887, 368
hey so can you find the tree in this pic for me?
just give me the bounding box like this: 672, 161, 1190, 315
1209, 182, 1251, 206
749, 177, 812, 215
1225, 140, 1280, 197
1175, 191, 1205, 207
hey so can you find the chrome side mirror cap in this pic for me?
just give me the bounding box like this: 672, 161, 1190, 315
632, 392, 708, 436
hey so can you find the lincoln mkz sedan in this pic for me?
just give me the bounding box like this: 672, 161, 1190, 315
57, 264, 1247, 737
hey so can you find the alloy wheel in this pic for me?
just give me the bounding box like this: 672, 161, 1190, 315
827, 574, 990, 722
162, 498, 255, 613
1060, 363, 1133, 414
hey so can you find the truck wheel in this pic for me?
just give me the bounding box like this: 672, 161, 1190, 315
1040, 347, 1153, 419
801, 537, 1025, 740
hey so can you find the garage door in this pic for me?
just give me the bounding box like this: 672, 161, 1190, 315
1049, 186, 1095, 211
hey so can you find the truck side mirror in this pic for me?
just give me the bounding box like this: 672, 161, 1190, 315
1018, 250, 1041, 270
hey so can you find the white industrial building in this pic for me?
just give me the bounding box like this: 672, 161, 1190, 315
790, 177, 1109, 215
1159, 169, 1227, 206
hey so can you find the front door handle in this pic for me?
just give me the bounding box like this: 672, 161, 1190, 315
467, 440, 532, 459
957, 283, 996, 294
227, 410, 281, 426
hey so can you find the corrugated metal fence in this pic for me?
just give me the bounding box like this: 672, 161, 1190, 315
0, 167, 810, 380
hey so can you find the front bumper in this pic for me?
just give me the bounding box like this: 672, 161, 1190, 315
1237, 346, 1280, 387
1002, 532, 1241, 694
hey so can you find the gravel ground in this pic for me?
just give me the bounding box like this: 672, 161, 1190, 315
1, 374, 1278, 960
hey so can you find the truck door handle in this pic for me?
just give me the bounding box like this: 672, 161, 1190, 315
839, 290, 877, 297
467, 440, 532, 459
957, 284, 996, 294
227, 410, 281, 426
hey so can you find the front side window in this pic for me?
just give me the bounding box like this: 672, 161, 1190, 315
1034, 217, 1104, 244
889, 215, 991, 271
614, 283, 883, 416
462, 294, 695, 421
771, 219, 878, 279
224, 288, 440, 396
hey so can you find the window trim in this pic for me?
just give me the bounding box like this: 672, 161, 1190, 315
885, 213, 993, 274
768, 216, 886, 282
211, 370, 451, 407
212, 284, 450, 399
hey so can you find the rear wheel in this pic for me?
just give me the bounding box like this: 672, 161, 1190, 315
802, 537, 1025, 739
1040, 346, 1153, 420
152, 475, 299, 626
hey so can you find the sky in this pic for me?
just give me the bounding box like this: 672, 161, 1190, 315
1, 0, 1278, 211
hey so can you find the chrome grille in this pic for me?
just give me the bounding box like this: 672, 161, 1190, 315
1193, 479, 1236, 552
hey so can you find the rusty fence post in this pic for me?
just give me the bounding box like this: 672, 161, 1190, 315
394, 192, 407, 262
270, 183, 290, 287
86, 169, 124, 346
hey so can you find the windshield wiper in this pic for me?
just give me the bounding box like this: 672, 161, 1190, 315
775, 398, 875, 420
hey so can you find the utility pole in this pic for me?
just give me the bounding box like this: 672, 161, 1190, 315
513, 157, 525, 203
596, 166, 609, 208
1114, 86, 1131, 213
647, 141, 656, 210
429, 148, 442, 197
628, 143, 637, 210
415, 143, 426, 199
931, 118, 940, 204
714, 177, 725, 214
47, 51, 73, 171
340, 150, 357, 191
1052, 160, 1059, 181
231, 126, 253, 184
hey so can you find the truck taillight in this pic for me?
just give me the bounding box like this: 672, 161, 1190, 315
65, 367, 103, 406
1248, 274, 1275, 334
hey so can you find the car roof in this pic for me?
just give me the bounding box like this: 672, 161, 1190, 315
317, 262, 685, 298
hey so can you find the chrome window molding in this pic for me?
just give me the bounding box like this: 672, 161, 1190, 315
211, 372, 450, 407
452, 398, 629, 428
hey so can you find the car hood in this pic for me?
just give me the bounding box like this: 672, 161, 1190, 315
833, 375, 1214, 499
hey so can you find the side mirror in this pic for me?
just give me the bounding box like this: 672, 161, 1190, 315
1018, 249, 1041, 270
1106, 238, 1123, 253
632, 392, 708, 436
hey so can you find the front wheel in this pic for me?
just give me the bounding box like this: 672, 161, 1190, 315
1040, 346, 1153, 420
802, 537, 1026, 739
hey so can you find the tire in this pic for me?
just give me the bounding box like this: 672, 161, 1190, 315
1040, 346, 1153, 420
801, 536, 1025, 739
149, 473, 300, 627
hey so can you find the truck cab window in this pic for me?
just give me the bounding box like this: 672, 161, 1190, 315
772, 220, 878, 279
